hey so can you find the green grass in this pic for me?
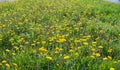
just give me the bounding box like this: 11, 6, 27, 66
0, 0, 120, 70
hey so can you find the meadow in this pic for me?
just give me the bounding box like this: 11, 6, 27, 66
0, 0, 120, 70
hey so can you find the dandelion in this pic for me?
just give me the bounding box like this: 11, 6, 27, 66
57, 38, 66, 43
110, 67, 115, 70
103, 57, 108, 60
92, 42, 97, 46
5, 49, 10, 53
13, 46, 19, 50
90, 55, 95, 58
95, 53, 101, 57
6, 63, 10, 68
12, 53, 16, 56
39, 47, 47, 52
98, 46, 103, 49
13, 63, 18, 67
83, 42, 88, 46
108, 56, 112, 60
108, 49, 112, 53
46, 56, 52, 60
2, 60, 7, 63
64, 55, 70, 59
69, 49, 74, 53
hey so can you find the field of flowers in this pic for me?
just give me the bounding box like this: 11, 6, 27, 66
0, 0, 120, 70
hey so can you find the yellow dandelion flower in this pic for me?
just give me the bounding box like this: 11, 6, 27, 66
95, 53, 101, 57
74, 52, 79, 56
2, 60, 7, 63
108, 49, 112, 53
5, 49, 10, 53
6, 63, 10, 68
69, 49, 74, 53
13, 46, 19, 50
83, 42, 88, 46
103, 57, 108, 60
46, 56, 52, 60
90, 55, 95, 58
110, 67, 115, 70
64, 55, 70, 59
108, 56, 112, 60
39, 47, 47, 52
13, 63, 18, 67
57, 38, 66, 43
12, 53, 16, 56
98, 46, 103, 49
92, 42, 97, 46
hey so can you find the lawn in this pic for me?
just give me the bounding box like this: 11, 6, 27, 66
0, 0, 120, 70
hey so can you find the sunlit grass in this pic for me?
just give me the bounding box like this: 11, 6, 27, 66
0, 0, 120, 70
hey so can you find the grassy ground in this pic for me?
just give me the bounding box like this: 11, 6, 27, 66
0, 0, 120, 70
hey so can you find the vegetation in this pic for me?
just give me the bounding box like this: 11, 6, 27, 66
0, 0, 120, 70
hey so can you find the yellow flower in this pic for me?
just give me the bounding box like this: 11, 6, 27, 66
103, 57, 108, 60
69, 49, 74, 53
74, 52, 79, 56
108, 49, 112, 53
57, 38, 66, 43
95, 53, 101, 57
12, 53, 16, 56
39, 47, 47, 52
6, 63, 10, 68
5, 49, 10, 53
83, 42, 88, 46
46, 56, 52, 60
13, 46, 19, 50
92, 42, 97, 46
13, 63, 18, 67
90, 55, 95, 58
64, 55, 70, 59
42, 41, 46, 44
2, 60, 7, 63
108, 56, 112, 60
98, 46, 103, 49
110, 67, 115, 70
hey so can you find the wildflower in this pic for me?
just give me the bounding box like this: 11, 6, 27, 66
91, 48, 95, 51
46, 56, 52, 60
98, 46, 103, 49
110, 67, 115, 70
103, 57, 108, 60
25, 41, 29, 45
64, 55, 70, 59
108, 49, 112, 53
6, 63, 10, 68
83, 42, 88, 46
74, 52, 79, 56
5, 49, 10, 53
13, 46, 19, 50
39, 47, 47, 52
95, 53, 101, 57
57, 38, 66, 43
90, 55, 95, 58
77, 46, 81, 49
108, 56, 112, 60
92, 42, 97, 46
2, 60, 7, 63
13, 63, 18, 67
12, 53, 16, 56
42, 41, 46, 44
69, 49, 74, 53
